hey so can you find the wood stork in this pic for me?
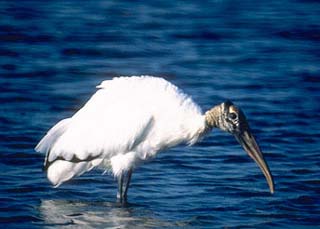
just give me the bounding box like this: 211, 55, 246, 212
35, 76, 274, 203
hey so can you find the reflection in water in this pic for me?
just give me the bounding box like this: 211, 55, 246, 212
39, 199, 175, 228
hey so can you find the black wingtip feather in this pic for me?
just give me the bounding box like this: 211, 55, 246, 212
43, 153, 103, 171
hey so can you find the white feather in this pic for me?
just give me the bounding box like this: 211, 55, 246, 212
35, 76, 206, 186
35, 118, 71, 154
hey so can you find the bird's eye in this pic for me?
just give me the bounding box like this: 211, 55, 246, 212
228, 112, 237, 120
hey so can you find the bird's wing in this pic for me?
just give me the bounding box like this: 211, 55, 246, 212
35, 118, 72, 157
35, 89, 154, 171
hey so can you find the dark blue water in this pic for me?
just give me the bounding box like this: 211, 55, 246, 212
1, 0, 320, 228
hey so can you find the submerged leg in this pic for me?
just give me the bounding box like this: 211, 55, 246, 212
116, 170, 133, 204
123, 169, 132, 201
117, 174, 124, 203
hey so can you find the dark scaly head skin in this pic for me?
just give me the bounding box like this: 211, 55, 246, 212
205, 100, 275, 194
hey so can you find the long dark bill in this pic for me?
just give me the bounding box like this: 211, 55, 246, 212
235, 130, 275, 194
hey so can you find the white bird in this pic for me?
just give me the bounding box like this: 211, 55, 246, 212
35, 76, 274, 203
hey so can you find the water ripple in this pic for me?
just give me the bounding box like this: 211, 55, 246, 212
0, 0, 319, 228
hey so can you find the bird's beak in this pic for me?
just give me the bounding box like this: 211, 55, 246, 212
235, 130, 275, 194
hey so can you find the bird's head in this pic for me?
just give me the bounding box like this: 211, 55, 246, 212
205, 100, 275, 194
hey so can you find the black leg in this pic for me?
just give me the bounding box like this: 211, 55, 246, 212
116, 170, 133, 205
117, 174, 124, 203
123, 169, 132, 201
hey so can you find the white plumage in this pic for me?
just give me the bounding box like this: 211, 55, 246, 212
36, 76, 206, 188
36, 75, 276, 201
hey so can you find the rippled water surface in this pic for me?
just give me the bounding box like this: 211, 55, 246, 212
1, 0, 320, 228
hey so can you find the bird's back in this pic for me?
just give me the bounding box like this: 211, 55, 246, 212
97, 76, 200, 112
97, 75, 205, 146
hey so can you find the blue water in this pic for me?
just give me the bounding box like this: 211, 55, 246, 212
1, 0, 320, 228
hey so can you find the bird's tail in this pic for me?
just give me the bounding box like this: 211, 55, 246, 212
35, 118, 105, 187
47, 159, 103, 187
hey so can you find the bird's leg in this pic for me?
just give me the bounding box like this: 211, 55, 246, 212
116, 170, 132, 204
123, 169, 132, 202
117, 174, 124, 203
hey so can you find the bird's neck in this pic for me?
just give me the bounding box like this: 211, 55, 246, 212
204, 105, 221, 130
